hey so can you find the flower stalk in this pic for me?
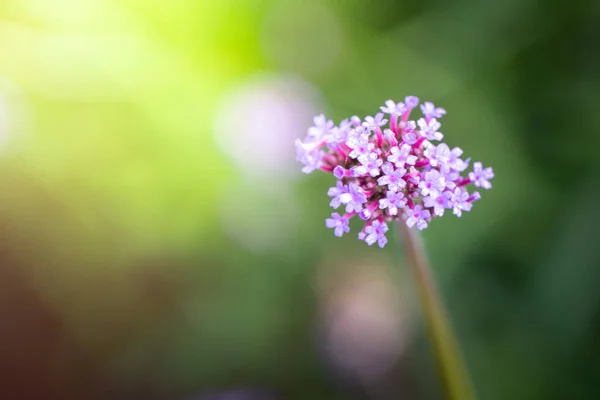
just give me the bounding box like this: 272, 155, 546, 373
397, 221, 476, 400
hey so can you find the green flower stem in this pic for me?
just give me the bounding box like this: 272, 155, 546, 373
397, 221, 476, 400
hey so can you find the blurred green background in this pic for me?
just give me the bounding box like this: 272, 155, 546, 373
1, 0, 599, 399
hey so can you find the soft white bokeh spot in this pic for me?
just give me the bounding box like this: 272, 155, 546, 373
0, 77, 26, 152
0, 95, 8, 148
220, 181, 300, 253
214, 74, 322, 179
317, 261, 411, 385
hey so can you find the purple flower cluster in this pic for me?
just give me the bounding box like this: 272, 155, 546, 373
296, 96, 494, 248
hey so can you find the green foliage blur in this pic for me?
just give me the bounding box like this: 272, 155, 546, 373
0, 0, 599, 399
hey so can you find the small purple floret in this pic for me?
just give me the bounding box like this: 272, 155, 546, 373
361, 220, 389, 248
469, 162, 494, 190
406, 205, 431, 230
420, 101, 446, 119
326, 213, 350, 237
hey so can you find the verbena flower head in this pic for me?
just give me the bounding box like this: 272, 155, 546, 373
295, 96, 494, 248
